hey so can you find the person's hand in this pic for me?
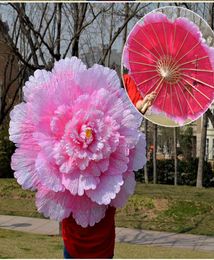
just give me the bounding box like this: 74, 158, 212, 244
144, 91, 157, 103
136, 91, 157, 114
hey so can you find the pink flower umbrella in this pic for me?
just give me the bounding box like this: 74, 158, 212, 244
9, 57, 146, 227
123, 12, 214, 126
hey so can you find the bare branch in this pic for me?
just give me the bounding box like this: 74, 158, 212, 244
98, 3, 142, 65
0, 18, 43, 70
63, 4, 108, 58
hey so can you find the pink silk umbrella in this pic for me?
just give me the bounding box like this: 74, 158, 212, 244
123, 12, 214, 125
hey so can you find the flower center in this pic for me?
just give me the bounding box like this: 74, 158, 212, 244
156, 56, 181, 84
85, 128, 92, 139
79, 125, 93, 148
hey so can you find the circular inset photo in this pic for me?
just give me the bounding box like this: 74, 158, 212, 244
122, 6, 214, 127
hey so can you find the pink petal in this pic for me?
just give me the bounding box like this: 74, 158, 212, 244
77, 64, 120, 94
9, 103, 35, 145
35, 152, 64, 192
131, 133, 147, 171
33, 132, 56, 163
23, 69, 52, 102
62, 172, 100, 196
86, 174, 124, 205
70, 195, 107, 227
52, 57, 87, 80
107, 138, 129, 175
36, 187, 72, 221
11, 146, 40, 190
60, 157, 75, 174
111, 171, 136, 208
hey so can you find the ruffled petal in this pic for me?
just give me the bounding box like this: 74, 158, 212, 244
35, 152, 64, 192
131, 133, 147, 171
52, 57, 87, 80
107, 138, 129, 175
62, 171, 99, 196
70, 195, 107, 227
111, 171, 136, 208
23, 69, 52, 102
36, 187, 72, 221
9, 103, 35, 146
11, 146, 40, 190
86, 174, 124, 205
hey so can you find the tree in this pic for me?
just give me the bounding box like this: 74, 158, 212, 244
196, 112, 208, 188
144, 119, 149, 184
153, 123, 157, 184
196, 2, 214, 187
0, 3, 108, 126
98, 3, 149, 65
173, 128, 178, 185
0, 19, 26, 126
178, 126, 193, 161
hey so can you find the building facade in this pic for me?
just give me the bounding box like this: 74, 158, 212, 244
0, 18, 20, 127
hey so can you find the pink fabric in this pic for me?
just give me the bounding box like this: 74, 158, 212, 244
124, 13, 214, 125
9, 57, 146, 227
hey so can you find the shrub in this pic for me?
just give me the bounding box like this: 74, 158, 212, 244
136, 159, 214, 187
0, 128, 15, 178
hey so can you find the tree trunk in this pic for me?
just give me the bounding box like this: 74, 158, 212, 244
55, 3, 62, 61
173, 128, 178, 186
153, 124, 157, 184
208, 3, 214, 30
72, 4, 88, 58
144, 119, 149, 184
107, 4, 114, 67
122, 3, 129, 46
196, 112, 208, 188
206, 108, 214, 128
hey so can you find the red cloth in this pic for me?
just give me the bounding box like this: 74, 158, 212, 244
62, 207, 116, 258
123, 74, 143, 106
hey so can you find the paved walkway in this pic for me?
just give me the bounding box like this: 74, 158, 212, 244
1, 215, 214, 252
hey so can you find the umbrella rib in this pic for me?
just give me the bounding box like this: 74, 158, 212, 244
178, 56, 209, 68
161, 83, 168, 111
175, 41, 201, 65
174, 84, 184, 117
137, 74, 159, 87
144, 77, 162, 95
139, 26, 162, 58
154, 78, 164, 93
172, 23, 177, 53
174, 31, 189, 60
180, 68, 214, 73
162, 21, 168, 56
182, 73, 214, 89
177, 82, 195, 115
128, 61, 156, 68
150, 23, 165, 56
170, 83, 174, 116
131, 69, 158, 74
179, 81, 204, 110
127, 47, 156, 63
150, 79, 165, 105
132, 37, 160, 60
181, 77, 211, 101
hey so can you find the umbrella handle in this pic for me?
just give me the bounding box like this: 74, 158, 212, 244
141, 101, 151, 114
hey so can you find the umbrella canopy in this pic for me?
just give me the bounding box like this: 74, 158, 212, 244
123, 12, 214, 126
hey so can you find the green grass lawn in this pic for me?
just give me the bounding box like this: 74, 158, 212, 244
1, 228, 214, 259
1, 179, 214, 236
116, 183, 214, 236
0, 179, 42, 218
